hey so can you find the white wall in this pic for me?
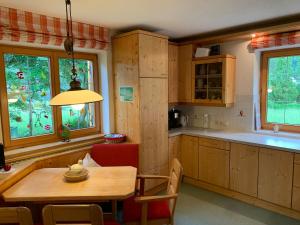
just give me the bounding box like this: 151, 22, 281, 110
177, 40, 256, 131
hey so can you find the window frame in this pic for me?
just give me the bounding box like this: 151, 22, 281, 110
0, 45, 101, 150
260, 47, 300, 133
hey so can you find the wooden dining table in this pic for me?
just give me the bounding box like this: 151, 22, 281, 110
2, 166, 137, 202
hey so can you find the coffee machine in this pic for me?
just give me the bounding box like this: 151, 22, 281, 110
168, 108, 181, 129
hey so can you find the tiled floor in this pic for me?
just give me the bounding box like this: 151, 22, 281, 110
175, 183, 300, 225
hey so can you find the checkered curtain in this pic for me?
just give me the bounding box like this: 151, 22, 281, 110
251, 31, 300, 50
0, 6, 109, 49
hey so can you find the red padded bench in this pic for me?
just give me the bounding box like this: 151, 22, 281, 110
91, 143, 139, 169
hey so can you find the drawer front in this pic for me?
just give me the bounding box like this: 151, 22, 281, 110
198, 137, 230, 150
295, 154, 300, 164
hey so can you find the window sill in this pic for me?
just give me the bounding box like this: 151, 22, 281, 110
5, 134, 105, 163
255, 129, 300, 140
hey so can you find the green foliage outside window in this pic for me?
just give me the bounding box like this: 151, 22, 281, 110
4, 54, 54, 139
59, 58, 95, 131
267, 55, 300, 125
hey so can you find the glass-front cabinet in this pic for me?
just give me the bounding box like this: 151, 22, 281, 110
192, 55, 236, 107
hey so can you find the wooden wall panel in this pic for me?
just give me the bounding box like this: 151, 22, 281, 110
178, 44, 193, 102
258, 148, 293, 208
168, 44, 179, 103
180, 135, 198, 179
139, 78, 168, 173
198, 146, 229, 188
139, 34, 168, 78
113, 34, 140, 143
230, 143, 258, 197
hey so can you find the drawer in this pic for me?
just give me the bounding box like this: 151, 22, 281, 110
294, 164, 300, 188
295, 153, 300, 164
198, 137, 230, 150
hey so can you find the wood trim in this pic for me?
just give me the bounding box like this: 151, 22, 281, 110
175, 14, 300, 45
0, 44, 102, 150
113, 29, 169, 40
183, 176, 300, 221
260, 48, 300, 133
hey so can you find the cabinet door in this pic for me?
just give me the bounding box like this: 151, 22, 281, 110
198, 146, 229, 188
292, 154, 300, 211
230, 143, 258, 197
140, 78, 168, 174
168, 135, 181, 169
139, 34, 168, 78
178, 44, 193, 102
181, 135, 198, 179
168, 44, 179, 103
258, 148, 293, 208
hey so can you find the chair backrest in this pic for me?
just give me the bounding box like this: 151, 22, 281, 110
42, 204, 104, 225
91, 143, 139, 169
167, 158, 183, 215
0, 207, 33, 225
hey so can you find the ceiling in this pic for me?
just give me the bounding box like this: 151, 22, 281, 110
1, 0, 300, 39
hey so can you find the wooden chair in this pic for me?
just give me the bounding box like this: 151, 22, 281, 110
42, 204, 120, 225
0, 207, 34, 225
123, 158, 183, 225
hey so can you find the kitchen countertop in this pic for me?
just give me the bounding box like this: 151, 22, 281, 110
169, 127, 300, 153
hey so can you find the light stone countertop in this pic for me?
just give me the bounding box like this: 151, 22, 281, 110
169, 127, 300, 153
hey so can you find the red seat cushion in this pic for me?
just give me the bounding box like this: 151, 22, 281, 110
104, 220, 121, 225
91, 144, 139, 168
123, 197, 171, 223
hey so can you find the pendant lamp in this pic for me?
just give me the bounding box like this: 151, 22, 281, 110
50, 0, 103, 106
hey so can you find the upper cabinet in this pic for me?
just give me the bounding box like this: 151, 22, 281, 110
168, 43, 179, 103
178, 44, 193, 103
139, 33, 168, 78
192, 55, 236, 107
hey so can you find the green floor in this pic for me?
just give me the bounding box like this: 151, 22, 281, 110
175, 183, 300, 225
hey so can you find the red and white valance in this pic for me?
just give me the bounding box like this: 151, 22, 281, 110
0, 6, 109, 50
251, 31, 300, 50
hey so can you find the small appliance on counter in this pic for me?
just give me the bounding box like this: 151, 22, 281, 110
168, 108, 182, 129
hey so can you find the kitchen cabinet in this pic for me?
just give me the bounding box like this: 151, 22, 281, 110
178, 44, 193, 103
258, 148, 293, 208
292, 154, 300, 211
198, 145, 230, 188
230, 143, 259, 197
168, 43, 179, 103
113, 30, 168, 191
181, 135, 198, 179
192, 55, 235, 107
168, 135, 181, 169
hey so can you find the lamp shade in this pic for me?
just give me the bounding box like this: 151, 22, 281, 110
50, 90, 103, 106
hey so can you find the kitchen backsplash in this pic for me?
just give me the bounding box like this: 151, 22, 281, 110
175, 94, 255, 131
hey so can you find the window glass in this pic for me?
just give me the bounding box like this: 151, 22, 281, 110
266, 55, 300, 125
59, 58, 95, 130
4, 54, 54, 139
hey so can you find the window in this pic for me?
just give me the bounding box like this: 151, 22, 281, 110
261, 48, 300, 132
0, 46, 100, 149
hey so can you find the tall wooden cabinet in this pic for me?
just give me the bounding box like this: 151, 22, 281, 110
113, 30, 169, 190
168, 43, 179, 103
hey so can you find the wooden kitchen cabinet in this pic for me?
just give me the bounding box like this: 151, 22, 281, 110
139, 33, 168, 78
178, 44, 193, 103
168, 135, 181, 169
168, 43, 179, 103
258, 148, 294, 208
292, 154, 300, 211
181, 135, 198, 179
192, 55, 235, 107
198, 145, 230, 188
230, 143, 259, 197
113, 30, 168, 191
